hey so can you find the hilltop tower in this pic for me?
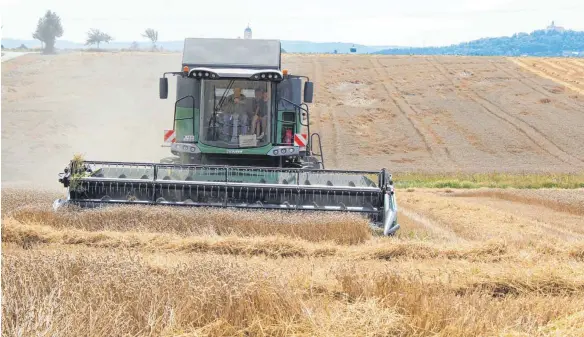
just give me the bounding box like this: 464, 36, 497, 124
244, 24, 252, 39
546, 21, 565, 32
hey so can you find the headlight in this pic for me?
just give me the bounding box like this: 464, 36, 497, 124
273, 150, 279, 155
281, 148, 287, 154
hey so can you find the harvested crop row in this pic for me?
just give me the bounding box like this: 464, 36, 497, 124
2, 188, 371, 245
5, 219, 584, 262
9, 205, 371, 245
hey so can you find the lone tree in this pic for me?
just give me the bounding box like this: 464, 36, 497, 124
85, 29, 113, 49
142, 28, 158, 50
32, 10, 64, 54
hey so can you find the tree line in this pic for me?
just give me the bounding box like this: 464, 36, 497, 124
375, 29, 584, 57
32, 10, 159, 54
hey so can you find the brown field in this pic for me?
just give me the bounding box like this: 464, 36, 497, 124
283, 54, 584, 173
2, 52, 584, 336
511, 57, 584, 96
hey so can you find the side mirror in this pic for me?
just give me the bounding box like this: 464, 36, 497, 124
159, 77, 168, 99
303, 81, 314, 103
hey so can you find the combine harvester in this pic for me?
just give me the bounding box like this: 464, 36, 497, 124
54, 38, 400, 235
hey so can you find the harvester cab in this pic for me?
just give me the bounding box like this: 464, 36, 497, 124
159, 38, 320, 169
53, 37, 400, 236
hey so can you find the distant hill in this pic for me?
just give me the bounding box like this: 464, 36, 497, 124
374, 29, 584, 57
1, 38, 399, 54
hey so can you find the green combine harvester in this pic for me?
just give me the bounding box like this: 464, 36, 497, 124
54, 37, 400, 235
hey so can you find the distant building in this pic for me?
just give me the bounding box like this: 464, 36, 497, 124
244, 25, 252, 39
546, 21, 566, 32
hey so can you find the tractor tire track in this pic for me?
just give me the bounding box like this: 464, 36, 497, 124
399, 206, 466, 243
428, 56, 584, 168
312, 58, 339, 168
510, 58, 584, 96
492, 59, 584, 110
369, 57, 458, 168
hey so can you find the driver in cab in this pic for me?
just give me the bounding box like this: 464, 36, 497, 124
222, 88, 249, 140
252, 89, 269, 140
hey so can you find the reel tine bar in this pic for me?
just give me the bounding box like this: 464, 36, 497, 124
67, 161, 388, 223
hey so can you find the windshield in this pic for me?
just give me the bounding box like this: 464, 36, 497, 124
200, 79, 272, 148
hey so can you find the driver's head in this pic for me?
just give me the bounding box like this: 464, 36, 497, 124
262, 90, 269, 100
233, 88, 242, 103
255, 88, 262, 99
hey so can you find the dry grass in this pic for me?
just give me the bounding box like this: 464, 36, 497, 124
450, 189, 584, 216
5, 219, 549, 262
1, 250, 310, 336
398, 189, 584, 243
0, 188, 62, 215
3, 187, 584, 336
334, 265, 584, 335
3, 188, 371, 245
4, 248, 584, 337
2, 218, 338, 258
10, 206, 371, 245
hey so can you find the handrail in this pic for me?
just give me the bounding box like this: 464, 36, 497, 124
310, 133, 325, 169
300, 103, 311, 151
79, 160, 384, 175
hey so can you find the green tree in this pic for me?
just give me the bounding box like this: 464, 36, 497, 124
141, 28, 158, 50
32, 10, 64, 54
85, 29, 113, 49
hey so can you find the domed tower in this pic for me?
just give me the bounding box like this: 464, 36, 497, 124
244, 24, 252, 39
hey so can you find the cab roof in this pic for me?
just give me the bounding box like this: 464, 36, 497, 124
182, 38, 281, 70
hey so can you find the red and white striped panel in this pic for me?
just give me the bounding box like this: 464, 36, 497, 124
294, 133, 307, 150
164, 129, 176, 143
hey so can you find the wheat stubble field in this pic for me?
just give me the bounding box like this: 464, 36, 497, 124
2, 52, 584, 336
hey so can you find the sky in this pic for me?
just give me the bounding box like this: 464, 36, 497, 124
1, 0, 584, 47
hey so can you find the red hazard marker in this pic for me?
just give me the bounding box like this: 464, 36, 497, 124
164, 130, 176, 143
294, 133, 307, 148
